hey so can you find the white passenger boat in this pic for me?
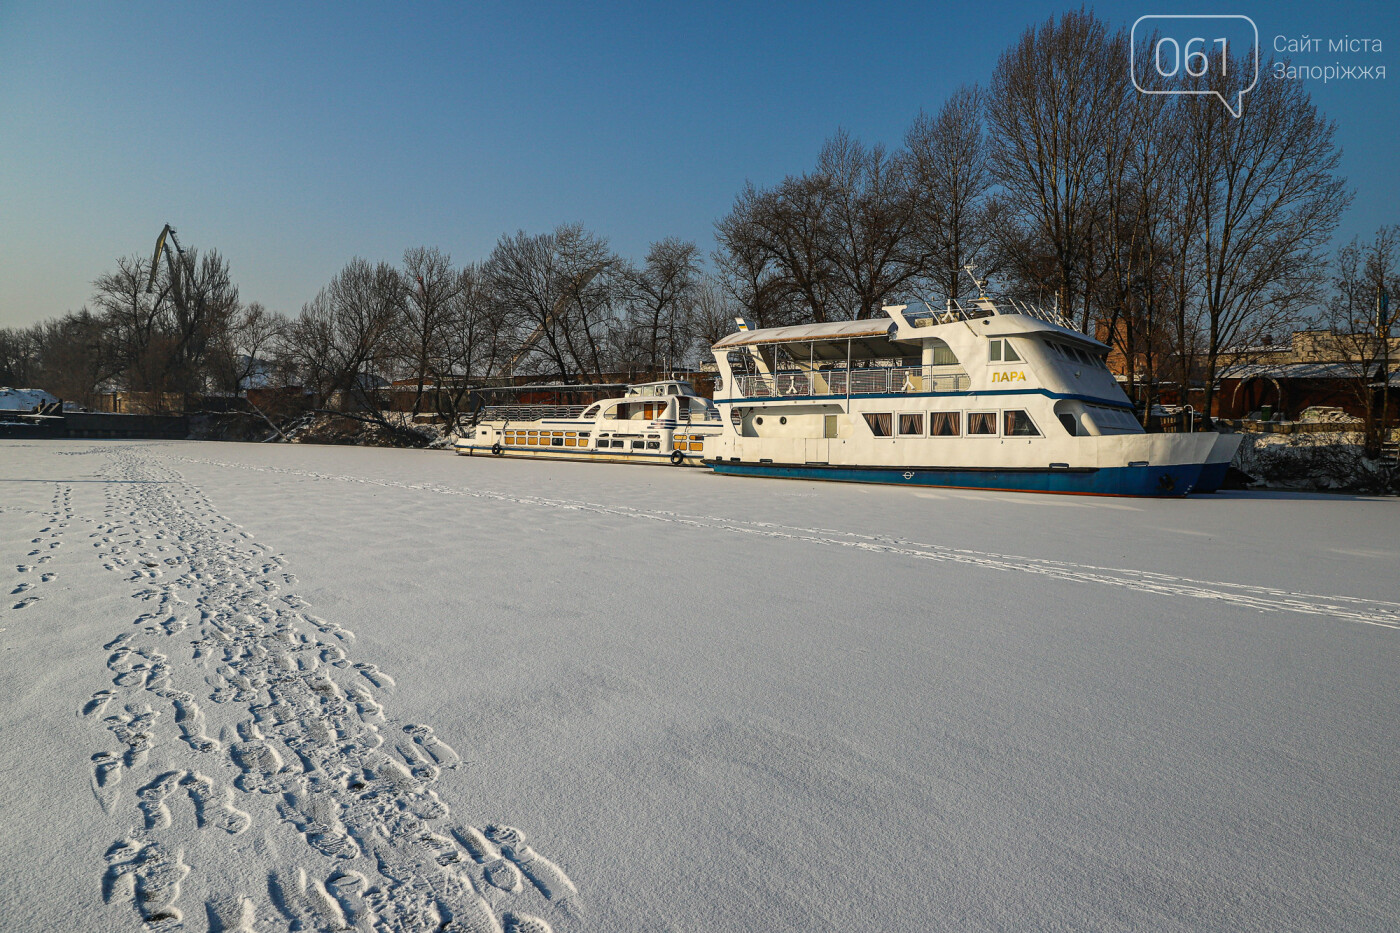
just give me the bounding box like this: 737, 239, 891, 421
454, 380, 724, 466
703, 296, 1240, 496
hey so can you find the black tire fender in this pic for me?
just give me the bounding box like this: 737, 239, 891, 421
491, 443, 503, 456
670, 449, 685, 465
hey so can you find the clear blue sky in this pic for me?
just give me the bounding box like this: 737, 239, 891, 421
1, 1, 1396, 328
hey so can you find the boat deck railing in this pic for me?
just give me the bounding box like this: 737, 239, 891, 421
903, 297, 1075, 331
479, 404, 590, 423
731, 367, 971, 399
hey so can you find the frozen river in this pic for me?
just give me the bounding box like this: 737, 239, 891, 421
2, 439, 1397, 932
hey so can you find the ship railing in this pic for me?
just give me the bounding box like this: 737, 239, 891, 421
731, 368, 970, 399
905, 296, 1076, 331
479, 404, 589, 423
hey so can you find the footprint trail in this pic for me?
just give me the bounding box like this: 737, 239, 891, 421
76, 448, 576, 931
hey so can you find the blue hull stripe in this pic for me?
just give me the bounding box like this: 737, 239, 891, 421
707, 461, 1202, 497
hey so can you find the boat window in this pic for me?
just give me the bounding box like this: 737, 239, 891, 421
632, 440, 645, 449
646, 441, 660, 449
898, 413, 924, 436
1085, 405, 1143, 434
1003, 410, 1041, 437
967, 411, 997, 435
583, 405, 600, 418
611, 439, 625, 448
863, 412, 893, 437
989, 338, 1021, 362
929, 339, 959, 366
552, 437, 564, 446
1059, 413, 1079, 435
930, 411, 960, 436
824, 414, 838, 438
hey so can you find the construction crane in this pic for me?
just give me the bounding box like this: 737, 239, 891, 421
145, 224, 186, 294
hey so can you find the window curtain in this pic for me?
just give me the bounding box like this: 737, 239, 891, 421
863, 412, 893, 436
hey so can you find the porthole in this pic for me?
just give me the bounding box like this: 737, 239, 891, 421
779, 416, 787, 424
755, 416, 764, 425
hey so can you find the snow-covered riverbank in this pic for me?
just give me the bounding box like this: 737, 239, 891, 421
2, 440, 1397, 932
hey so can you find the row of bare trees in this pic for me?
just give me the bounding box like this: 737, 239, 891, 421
713, 9, 1353, 420
0, 225, 734, 428
275, 226, 734, 425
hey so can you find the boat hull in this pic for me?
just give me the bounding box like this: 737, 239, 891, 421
707, 459, 1204, 497
1191, 434, 1245, 493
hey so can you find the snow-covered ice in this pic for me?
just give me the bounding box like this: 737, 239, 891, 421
1, 439, 1397, 931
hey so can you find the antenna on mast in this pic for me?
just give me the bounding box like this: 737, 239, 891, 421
962, 264, 988, 299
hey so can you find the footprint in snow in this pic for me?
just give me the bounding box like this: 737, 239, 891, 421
103, 839, 189, 927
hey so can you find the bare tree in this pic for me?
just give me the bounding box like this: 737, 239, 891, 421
397, 246, 462, 416
816, 130, 922, 318
486, 229, 573, 378
486, 223, 619, 380
715, 130, 922, 324
282, 258, 402, 413
1185, 56, 1351, 420
435, 263, 513, 428
555, 223, 622, 381
207, 302, 284, 396
31, 310, 114, 407
92, 255, 167, 402
159, 248, 241, 406
720, 178, 841, 323
1094, 46, 1177, 415
0, 326, 39, 386
687, 276, 742, 352
624, 237, 701, 374
714, 188, 799, 328
1325, 227, 1399, 455
906, 87, 998, 303
987, 9, 1124, 329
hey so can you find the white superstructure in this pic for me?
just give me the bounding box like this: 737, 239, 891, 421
704, 297, 1238, 496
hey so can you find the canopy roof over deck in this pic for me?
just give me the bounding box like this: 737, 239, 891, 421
714, 319, 920, 363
